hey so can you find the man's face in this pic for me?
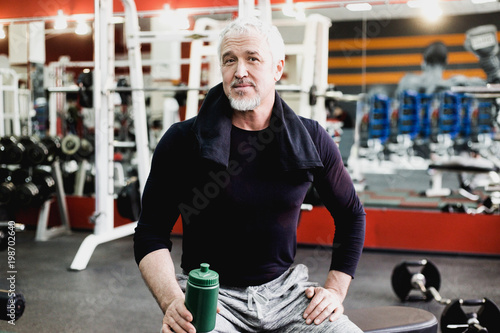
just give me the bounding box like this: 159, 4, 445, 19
220, 29, 283, 112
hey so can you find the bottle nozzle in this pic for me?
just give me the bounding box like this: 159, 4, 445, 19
200, 263, 209, 273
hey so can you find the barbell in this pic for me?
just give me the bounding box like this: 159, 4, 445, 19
391, 259, 445, 303
108, 84, 361, 105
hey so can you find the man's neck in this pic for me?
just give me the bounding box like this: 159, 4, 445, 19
231, 94, 275, 131
232, 110, 272, 131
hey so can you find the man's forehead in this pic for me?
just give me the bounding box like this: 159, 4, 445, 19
222, 48, 261, 56
221, 32, 269, 55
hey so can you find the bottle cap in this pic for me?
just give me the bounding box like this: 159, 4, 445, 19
188, 263, 219, 287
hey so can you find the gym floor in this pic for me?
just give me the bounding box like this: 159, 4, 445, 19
1, 228, 499, 333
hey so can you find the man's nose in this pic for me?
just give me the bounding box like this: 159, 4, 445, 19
235, 61, 248, 79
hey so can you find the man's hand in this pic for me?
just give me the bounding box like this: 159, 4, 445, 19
161, 298, 196, 333
303, 286, 344, 325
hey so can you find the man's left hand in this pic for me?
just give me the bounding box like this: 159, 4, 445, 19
303, 286, 344, 325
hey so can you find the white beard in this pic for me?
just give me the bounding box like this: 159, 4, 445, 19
229, 94, 261, 111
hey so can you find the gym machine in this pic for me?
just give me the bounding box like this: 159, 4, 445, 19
391, 259, 500, 332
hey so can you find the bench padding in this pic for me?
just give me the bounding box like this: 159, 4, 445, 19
345, 306, 438, 333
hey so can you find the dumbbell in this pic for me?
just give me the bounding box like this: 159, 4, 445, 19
39, 136, 63, 164
391, 260, 500, 332
0, 136, 25, 165
11, 168, 56, 208
19, 136, 62, 166
0, 221, 25, 251
391, 259, 449, 304
441, 298, 500, 333
19, 136, 48, 166
0, 168, 15, 206
0, 289, 25, 321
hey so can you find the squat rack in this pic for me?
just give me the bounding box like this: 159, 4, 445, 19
69, 0, 333, 270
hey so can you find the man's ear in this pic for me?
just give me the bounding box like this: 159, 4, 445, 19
274, 59, 285, 82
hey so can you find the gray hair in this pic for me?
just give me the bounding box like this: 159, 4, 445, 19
218, 16, 285, 67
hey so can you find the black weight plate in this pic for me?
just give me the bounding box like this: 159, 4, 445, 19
420, 260, 441, 301
441, 299, 468, 333
477, 298, 500, 333
391, 262, 414, 302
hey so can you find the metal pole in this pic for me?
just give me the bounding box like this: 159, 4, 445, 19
93, 0, 115, 236
0, 75, 4, 137
122, 0, 150, 194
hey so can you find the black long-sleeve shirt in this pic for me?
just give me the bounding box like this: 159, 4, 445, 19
134, 83, 366, 287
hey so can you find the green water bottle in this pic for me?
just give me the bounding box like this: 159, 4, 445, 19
185, 263, 219, 332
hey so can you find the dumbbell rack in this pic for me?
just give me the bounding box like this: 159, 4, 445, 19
1, 67, 70, 241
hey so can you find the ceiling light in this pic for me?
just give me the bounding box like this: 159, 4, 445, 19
408, 0, 443, 22
54, 10, 68, 30
346, 3, 373, 11
425, 6, 443, 21
420, 0, 442, 22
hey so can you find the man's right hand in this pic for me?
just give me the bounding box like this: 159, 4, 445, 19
161, 298, 196, 333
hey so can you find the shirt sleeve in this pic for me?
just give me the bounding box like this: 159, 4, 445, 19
133, 122, 193, 265
310, 122, 366, 278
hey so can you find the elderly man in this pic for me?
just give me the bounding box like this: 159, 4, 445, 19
134, 16, 365, 333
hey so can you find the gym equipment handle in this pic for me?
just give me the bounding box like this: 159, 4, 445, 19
461, 298, 487, 306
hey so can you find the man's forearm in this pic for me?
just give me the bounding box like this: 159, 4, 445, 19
138, 248, 184, 313
324, 270, 352, 303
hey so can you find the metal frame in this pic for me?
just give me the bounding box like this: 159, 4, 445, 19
70, 0, 137, 270
0, 69, 22, 136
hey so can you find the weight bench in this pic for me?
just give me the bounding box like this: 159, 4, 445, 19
345, 306, 438, 333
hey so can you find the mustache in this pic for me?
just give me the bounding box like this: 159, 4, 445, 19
230, 79, 256, 88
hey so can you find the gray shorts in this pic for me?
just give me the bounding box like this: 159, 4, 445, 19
177, 264, 362, 333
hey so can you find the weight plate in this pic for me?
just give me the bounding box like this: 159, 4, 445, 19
391, 260, 441, 302
477, 298, 500, 333
391, 262, 414, 302
77, 138, 94, 158
420, 260, 441, 301
441, 299, 468, 333
61, 135, 81, 156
